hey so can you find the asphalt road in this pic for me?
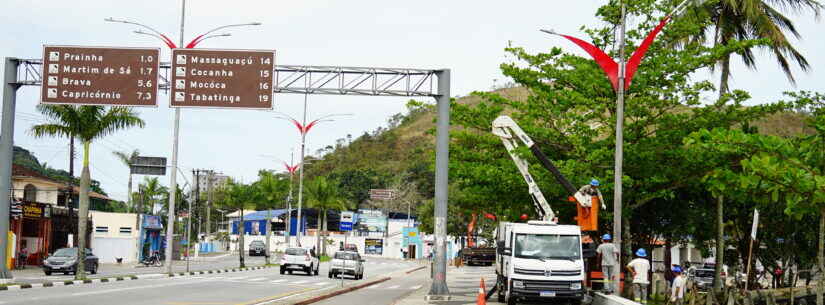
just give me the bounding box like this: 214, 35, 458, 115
12, 253, 268, 284
1, 257, 420, 305
314, 266, 428, 305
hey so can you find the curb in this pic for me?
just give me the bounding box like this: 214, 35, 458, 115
0, 265, 275, 292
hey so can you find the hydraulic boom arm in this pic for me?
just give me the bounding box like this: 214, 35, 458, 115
492, 115, 580, 222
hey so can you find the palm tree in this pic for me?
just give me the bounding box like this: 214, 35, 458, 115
140, 177, 168, 215
112, 149, 140, 213
254, 170, 289, 264
305, 176, 350, 256
216, 179, 259, 268
30, 105, 144, 280
690, 0, 822, 95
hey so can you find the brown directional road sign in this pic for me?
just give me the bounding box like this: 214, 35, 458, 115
170, 48, 275, 109
41, 46, 160, 106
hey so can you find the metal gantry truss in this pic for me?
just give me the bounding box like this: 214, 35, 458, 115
13, 59, 438, 97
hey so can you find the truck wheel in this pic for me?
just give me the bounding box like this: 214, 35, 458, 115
280, 267, 285, 275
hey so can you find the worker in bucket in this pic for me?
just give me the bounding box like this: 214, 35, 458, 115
597, 234, 619, 293
627, 248, 651, 304
573, 179, 606, 231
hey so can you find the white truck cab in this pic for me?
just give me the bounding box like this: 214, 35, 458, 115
496, 221, 587, 305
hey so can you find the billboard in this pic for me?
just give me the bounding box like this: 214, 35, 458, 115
41, 46, 160, 106
356, 209, 387, 233
365, 238, 384, 255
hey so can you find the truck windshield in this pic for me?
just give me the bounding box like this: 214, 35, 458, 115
514, 234, 581, 260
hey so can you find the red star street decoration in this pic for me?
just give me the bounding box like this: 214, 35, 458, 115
543, 0, 699, 92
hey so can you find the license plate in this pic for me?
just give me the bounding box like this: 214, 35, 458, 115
540, 291, 556, 297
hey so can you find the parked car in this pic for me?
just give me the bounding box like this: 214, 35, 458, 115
329, 251, 364, 279
248, 241, 268, 257
689, 264, 728, 290
280, 247, 319, 276
42, 248, 99, 275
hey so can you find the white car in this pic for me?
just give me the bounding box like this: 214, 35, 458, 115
280, 247, 319, 276
329, 251, 365, 280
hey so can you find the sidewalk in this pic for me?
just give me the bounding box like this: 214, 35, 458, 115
394, 265, 497, 305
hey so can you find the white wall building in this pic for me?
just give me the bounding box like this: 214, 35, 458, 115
89, 211, 140, 263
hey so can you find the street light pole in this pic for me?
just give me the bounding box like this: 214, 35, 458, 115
612, 1, 627, 295
296, 94, 308, 247
164, 0, 186, 275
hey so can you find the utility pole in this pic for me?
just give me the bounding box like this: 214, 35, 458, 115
285, 149, 295, 245
135, 189, 144, 263
186, 178, 193, 273
0, 57, 21, 282
612, 0, 627, 296
206, 170, 214, 239
165, 0, 185, 273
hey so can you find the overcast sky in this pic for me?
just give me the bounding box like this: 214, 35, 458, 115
1, 0, 822, 202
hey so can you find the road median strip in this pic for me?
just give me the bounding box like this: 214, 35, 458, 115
0, 265, 275, 292
291, 277, 392, 305
405, 266, 426, 274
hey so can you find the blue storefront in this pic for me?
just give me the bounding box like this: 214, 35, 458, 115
138, 215, 164, 261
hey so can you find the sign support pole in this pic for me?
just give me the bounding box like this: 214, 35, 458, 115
0, 57, 20, 281
427, 69, 450, 299
165, 0, 185, 274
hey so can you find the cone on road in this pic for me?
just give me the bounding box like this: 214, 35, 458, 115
477, 278, 486, 305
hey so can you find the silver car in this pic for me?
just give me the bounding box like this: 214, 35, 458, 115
329, 251, 364, 279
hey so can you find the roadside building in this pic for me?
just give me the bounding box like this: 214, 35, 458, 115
7, 164, 111, 266
89, 211, 139, 263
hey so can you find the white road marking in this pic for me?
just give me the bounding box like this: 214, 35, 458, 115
386, 285, 400, 289
365, 284, 381, 289
226, 276, 250, 280
248, 277, 268, 282
292, 280, 309, 284
410, 285, 422, 290
270, 279, 287, 283
70, 280, 195, 296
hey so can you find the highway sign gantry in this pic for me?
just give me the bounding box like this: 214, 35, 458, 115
170, 48, 275, 109
41, 46, 160, 106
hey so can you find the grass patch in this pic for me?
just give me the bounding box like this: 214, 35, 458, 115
264, 263, 280, 267
319, 255, 331, 262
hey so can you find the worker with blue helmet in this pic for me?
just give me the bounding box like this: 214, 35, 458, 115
596, 233, 619, 293
671, 265, 687, 305
577, 179, 606, 209
627, 248, 651, 304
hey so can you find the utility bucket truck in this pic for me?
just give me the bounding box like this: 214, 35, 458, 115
492, 115, 596, 305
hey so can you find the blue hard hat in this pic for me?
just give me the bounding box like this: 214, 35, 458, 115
602, 234, 612, 240
635, 248, 647, 257
672, 266, 683, 273
590, 179, 600, 186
